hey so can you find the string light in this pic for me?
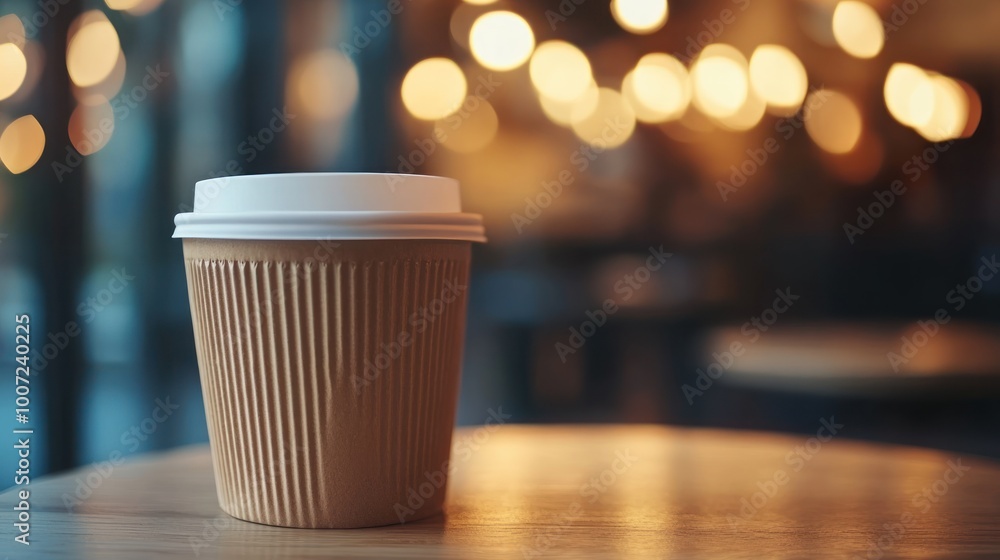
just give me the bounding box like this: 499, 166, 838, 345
470, 11, 534, 71
401, 58, 468, 120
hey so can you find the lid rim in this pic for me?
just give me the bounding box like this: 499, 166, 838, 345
172, 211, 487, 242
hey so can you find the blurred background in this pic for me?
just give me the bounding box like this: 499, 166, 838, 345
1, 0, 999, 482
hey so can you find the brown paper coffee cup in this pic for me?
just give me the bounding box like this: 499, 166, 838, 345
183, 238, 471, 528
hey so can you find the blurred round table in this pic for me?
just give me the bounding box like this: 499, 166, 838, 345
3, 425, 1000, 558
705, 321, 1000, 395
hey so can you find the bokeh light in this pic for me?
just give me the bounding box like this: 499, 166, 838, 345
463, 0, 498, 4
450, 3, 483, 51
611, 0, 668, 34
884, 63, 930, 127
401, 58, 468, 120
287, 49, 359, 120
570, 87, 635, 148
436, 98, 499, 153
691, 44, 749, 119
715, 90, 767, 131
915, 74, 968, 142
804, 89, 863, 153
529, 41, 592, 102
884, 64, 975, 140
622, 53, 690, 123
67, 11, 121, 88
105, 0, 145, 10
956, 80, 981, 139
832, 1, 884, 59
470, 11, 534, 71
749, 45, 807, 114
539, 82, 599, 127
74, 50, 126, 105
69, 99, 115, 156
105, 0, 164, 14
0, 115, 45, 174
0, 43, 28, 102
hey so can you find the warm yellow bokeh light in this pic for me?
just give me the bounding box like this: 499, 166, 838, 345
832, 1, 884, 59
611, 0, 668, 34
437, 98, 499, 153
906, 78, 935, 128
470, 11, 534, 71
715, 90, 767, 131
75, 50, 127, 105
915, 75, 968, 142
539, 82, 599, 127
288, 49, 358, 120
0, 115, 45, 174
570, 87, 636, 148
749, 45, 807, 112
463, 0, 498, 4
106, 0, 163, 13
0, 43, 28, 102
622, 54, 690, 123
105, 0, 144, 9
401, 58, 468, 120
69, 99, 115, 155
956, 80, 981, 139
131, 0, 165, 14
884, 63, 929, 127
67, 12, 121, 87
805, 89, 862, 153
529, 41, 592, 102
691, 45, 749, 119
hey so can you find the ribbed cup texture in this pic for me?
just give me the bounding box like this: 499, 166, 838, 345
182, 239, 471, 528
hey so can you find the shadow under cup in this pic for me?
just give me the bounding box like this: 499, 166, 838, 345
183, 238, 472, 528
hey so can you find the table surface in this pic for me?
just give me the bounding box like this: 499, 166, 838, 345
3, 425, 1000, 559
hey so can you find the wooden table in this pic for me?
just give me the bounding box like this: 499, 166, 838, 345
3, 425, 1000, 558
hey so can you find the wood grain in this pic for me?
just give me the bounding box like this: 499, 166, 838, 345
2, 425, 999, 558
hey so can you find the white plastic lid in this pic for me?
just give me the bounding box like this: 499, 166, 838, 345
172, 173, 486, 242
